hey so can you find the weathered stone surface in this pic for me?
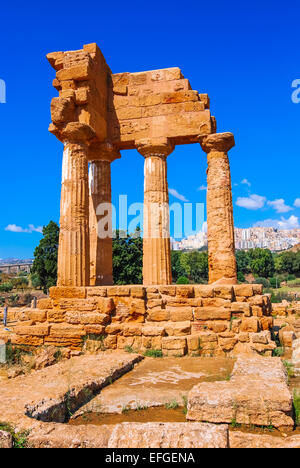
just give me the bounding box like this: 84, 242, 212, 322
187, 356, 293, 429
107, 422, 229, 448
0, 430, 13, 448
229, 431, 300, 449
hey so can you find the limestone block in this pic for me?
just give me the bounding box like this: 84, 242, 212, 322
238, 332, 250, 342
142, 324, 165, 336
37, 299, 53, 310
147, 299, 164, 309
167, 307, 193, 322
49, 324, 86, 338
122, 324, 142, 337
164, 321, 191, 336
233, 285, 254, 297
107, 422, 228, 448
187, 335, 200, 352
194, 307, 231, 321
47, 310, 66, 323
218, 332, 238, 352
162, 336, 187, 350
202, 298, 231, 308
231, 302, 251, 317
80, 313, 110, 325
240, 317, 260, 333
49, 287, 86, 299
27, 310, 47, 322
104, 335, 117, 349
107, 286, 130, 297
208, 321, 229, 333
86, 287, 107, 297
251, 331, 270, 345
105, 324, 123, 335
147, 309, 170, 321
84, 325, 105, 335
194, 285, 214, 298
187, 377, 293, 428
131, 286, 146, 299
12, 336, 44, 347
229, 431, 300, 448
14, 325, 50, 337
213, 286, 234, 300
158, 286, 176, 296
175, 286, 194, 298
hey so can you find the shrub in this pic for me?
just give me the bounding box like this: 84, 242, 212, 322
253, 277, 270, 288
7, 294, 20, 306
0, 282, 13, 293
176, 276, 189, 285
144, 349, 163, 358
237, 271, 245, 283
294, 390, 300, 426
0, 423, 28, 448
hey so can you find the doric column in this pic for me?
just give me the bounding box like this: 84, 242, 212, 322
57, 140, 90, 286
137, 137, 174, 285
89, 143, 120, 286
200, 132, 237, 285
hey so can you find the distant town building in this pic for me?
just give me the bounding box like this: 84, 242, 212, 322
172, 227, 300, 252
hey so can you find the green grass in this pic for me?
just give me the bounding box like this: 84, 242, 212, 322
283, 360, 295, 379
143, 349, 163, 358
124, 346, 135, 354
182, 395, 188, 415
0, 423, 29, 448
272, 347, 285, 357
165, 399, 179, 410
294, 390, 300, 426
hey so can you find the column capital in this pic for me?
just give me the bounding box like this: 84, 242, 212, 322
136, 137, 174, 158
49, 122, 96, 144
199, 132, 235, 154
88, 141, 121, 163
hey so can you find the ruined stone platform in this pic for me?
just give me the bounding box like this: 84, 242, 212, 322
3, 284, 276, 357
187, 356, 294, 429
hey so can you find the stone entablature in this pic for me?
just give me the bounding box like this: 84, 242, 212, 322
4, 284, 275, 356
47, 43, 237, 287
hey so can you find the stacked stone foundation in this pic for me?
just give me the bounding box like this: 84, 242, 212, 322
3, 284, 276, 356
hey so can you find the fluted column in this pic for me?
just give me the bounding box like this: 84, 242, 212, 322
137, 137, 174, 285
89, 143, 120, 286
57, 141, 90, 286
200, 132, 237, 285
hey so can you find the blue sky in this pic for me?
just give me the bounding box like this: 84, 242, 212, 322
0, 0, 299, 258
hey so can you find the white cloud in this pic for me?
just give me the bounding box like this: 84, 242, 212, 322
5, 224, 43, 234
241, 178, 251, 187
294, 198, 300, 208
202, 221, 207, 233
236, 194, 266, 210
267, 198, 293, 213
197, 185, 207, 191
253, 215, 299, 230
168, 188, 189, 202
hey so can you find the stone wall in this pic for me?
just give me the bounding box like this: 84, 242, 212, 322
2, 284, 276, 356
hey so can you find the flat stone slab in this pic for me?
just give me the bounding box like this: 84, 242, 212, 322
28, 421, 228, 448
72, 356, 234, 415
229, 430, 300, 448
0, 351, 142, 431
187, 356, 294, 429
107, 422, 229, 448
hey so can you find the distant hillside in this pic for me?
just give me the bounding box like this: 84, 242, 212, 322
286, 243, 300, 253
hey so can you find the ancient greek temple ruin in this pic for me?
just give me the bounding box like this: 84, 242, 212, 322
47, 43, 237, 288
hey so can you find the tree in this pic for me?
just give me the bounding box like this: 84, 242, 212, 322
236, 250, 250, 274
177, 276, 189, 284
113, 228, 143, 284
248, 248, 274, 278
32, 221, 59, 293
171, 251, 187, 282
